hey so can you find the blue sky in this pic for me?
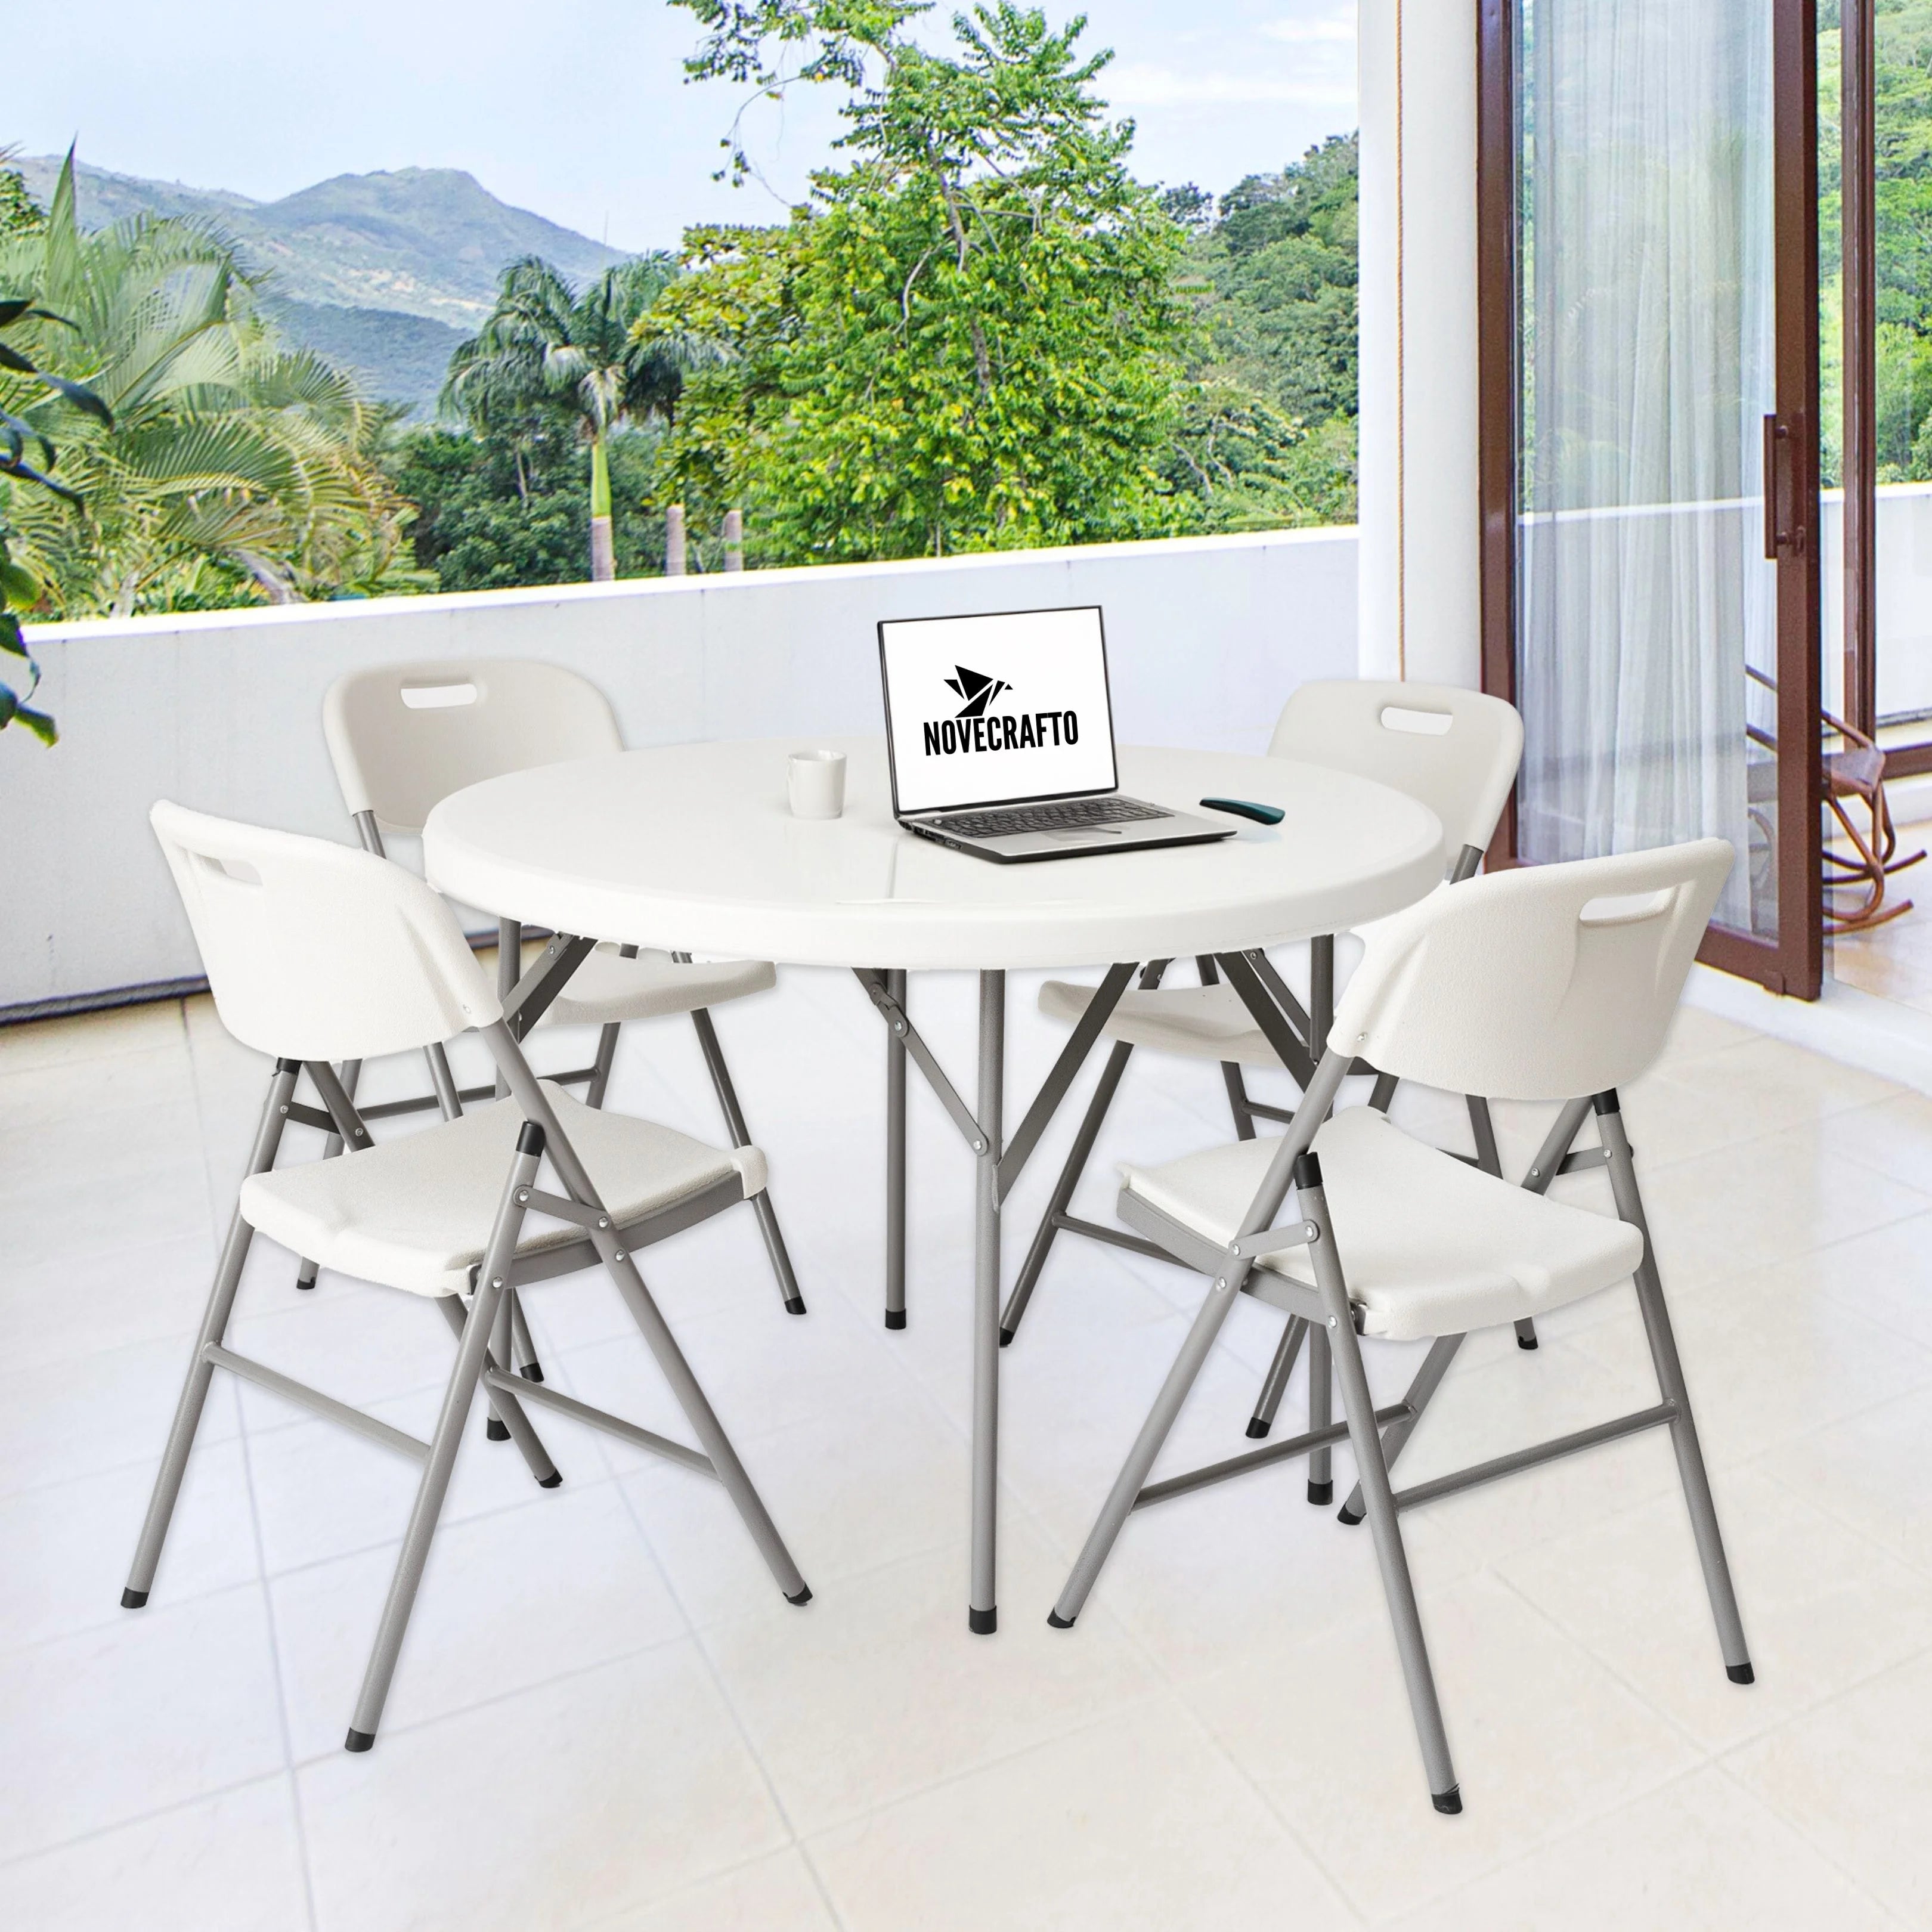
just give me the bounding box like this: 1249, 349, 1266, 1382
16, 1, 1356, 250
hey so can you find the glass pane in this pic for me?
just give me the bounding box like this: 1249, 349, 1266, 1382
1515, 0, 1779, 937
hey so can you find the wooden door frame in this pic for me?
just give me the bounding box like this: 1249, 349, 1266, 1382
1475, 0, 1825, 998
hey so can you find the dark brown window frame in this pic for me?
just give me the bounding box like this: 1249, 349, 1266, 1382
1476, 0, 1825, 999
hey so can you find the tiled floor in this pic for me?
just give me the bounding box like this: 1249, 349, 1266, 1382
1826, 809, 1932, 1010
4, 967, 1932, 1928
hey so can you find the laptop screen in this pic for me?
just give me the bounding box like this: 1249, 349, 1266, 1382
879, 606, 1120, 816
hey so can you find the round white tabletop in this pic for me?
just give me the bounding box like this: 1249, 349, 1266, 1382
423, 738, 1445, 971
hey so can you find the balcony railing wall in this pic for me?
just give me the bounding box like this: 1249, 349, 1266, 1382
2, 528, 1358, 1018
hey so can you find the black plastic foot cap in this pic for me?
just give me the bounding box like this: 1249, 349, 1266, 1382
120, 1587, 148, 1609
1046, 1609, 1076, 1630
1517, 1334, 1540, 1351
1244, 1417, 1271, 1440
345, 1728, 376, 1754
1337, 1501, 1366, 1526
1306, 1479, 1334, 1506
786, 1584, 813, 1606
1432, 1786, 1463, 1816
785, 1297, 807, 1317
519, 1363, 545, 1383
999, 1327, 1015, 1348
296, 1279, 316, 1292
537, 1472, 562, 1488
969, 1606, 998, 1635
884, 1309, 907, 1330
485, 1418, 510, 1441
1727, 1662, 1756, 1686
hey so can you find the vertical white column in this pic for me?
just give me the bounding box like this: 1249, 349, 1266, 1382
1357, 0, 1484, 691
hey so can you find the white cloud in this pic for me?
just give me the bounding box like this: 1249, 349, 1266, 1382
1104, 62, 1354, 108
1259, 13, 1355, 45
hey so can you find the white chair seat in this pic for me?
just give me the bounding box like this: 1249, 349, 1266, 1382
1041, 935, 1367, 1072
539, 946, 777, 1029
1120, 1106, 1642, 1340
242, 1082, 766, 1298
1041, 980, 1281, 1067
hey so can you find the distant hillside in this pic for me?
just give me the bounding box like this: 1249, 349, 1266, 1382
14, 155, 630, 416
16, 156, 626, 329
259, 299, 469, 419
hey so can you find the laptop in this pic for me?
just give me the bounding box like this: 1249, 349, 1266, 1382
878, 606, 1236, 863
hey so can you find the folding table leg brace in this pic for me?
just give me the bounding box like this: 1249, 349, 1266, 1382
855, 961, 1138, 1630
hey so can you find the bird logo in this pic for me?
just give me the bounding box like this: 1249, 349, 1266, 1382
945, 666, 1011, 719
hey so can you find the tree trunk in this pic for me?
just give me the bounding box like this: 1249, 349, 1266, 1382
589, 432, 615, 581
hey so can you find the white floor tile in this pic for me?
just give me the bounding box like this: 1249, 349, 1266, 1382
0, 1233, 216, 1374
1381, 1764, 1899, 1932
0, 1773, 311, 1932
0, 1584, 287, 1863
807, 1693, 1359, 1932
1185, 1571, 1702, 1923
298, 1640, 788, 1932
1727, 1649, 1932, 1928
699, 1521, 1160, 1835
268, 1480, 687, 1760
1496, 1465, 1932, 1751
574, 1849, 835, 1932
0, 1439, 258, 1651
1755, 1389, 1932, 1580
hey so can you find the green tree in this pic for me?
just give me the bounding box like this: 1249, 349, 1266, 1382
443, 255, 686, 579
652, 2, 1194, 562
0, 154, 418, 617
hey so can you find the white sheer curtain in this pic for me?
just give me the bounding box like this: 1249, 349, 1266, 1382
1515, 0, 1776, 936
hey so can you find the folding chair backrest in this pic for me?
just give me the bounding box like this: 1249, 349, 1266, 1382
323, 659, 624, 837
1330, 840, 1733, 1102
1270, 682, 1523, 862
152, 801, 502, 1064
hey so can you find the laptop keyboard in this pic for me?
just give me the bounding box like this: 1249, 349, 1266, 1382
933, 796, 1174, 840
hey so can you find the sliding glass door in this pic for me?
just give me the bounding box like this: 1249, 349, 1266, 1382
1479, 0, 1823, 996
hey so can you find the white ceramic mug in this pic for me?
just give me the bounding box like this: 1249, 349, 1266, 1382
788, 748, 847, 819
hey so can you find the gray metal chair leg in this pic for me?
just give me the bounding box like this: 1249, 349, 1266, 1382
1337, 1333, 1466, 1524
1596, 1094, 1754, 1683
886, 967, 908, 1328
126, 1062, 299, 1606
1050, 1250, 1247, 1627
1306, 1320, 1335, 1503
1299, 1151, 1461, 1812
584, 1022, 623, 1110
508, 1293, 543, 1381
1001, 959, 1171, 1346
1463, 1094, 1539, 1351
346, 1126, 542, 1751
490, 1027, 810, 1605
691, 1005, 806, 1316
296, 1058, 363, 1290
1244, 1316, 1308, 1439
433, 1291, 558, 1486
484, 1290, 516, 1441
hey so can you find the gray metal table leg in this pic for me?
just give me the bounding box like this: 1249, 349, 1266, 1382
971, 970, 1005, 1634
886, 968, 908, 1328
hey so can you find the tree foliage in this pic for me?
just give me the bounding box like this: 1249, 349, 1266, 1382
0, 153, 420, 618
443, 254, 688, 576
650, 3, 1196, 562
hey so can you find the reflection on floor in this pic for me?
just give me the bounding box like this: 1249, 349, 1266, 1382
3, 971, 1931, 1930
1829, 808, 1932, 1008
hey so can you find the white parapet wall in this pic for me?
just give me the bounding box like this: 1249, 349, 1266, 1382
2, 527, 1359, 1017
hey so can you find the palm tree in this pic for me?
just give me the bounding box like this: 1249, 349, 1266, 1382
443, 255, 685, 580
0, 152, 416, 618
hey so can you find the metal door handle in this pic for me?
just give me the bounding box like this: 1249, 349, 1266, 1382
1764, 414, 1787, 559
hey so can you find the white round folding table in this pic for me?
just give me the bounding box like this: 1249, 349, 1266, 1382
425, 736, 1444, 1633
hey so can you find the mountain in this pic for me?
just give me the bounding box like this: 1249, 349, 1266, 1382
17, 157, 627, 327
13, 157, 630, 413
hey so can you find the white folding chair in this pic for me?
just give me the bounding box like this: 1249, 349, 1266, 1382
317, 660, 803, 1368
1006, 682, 1525, 1471
124, 803, 810, 1752
1046, 839, 1752, 1814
